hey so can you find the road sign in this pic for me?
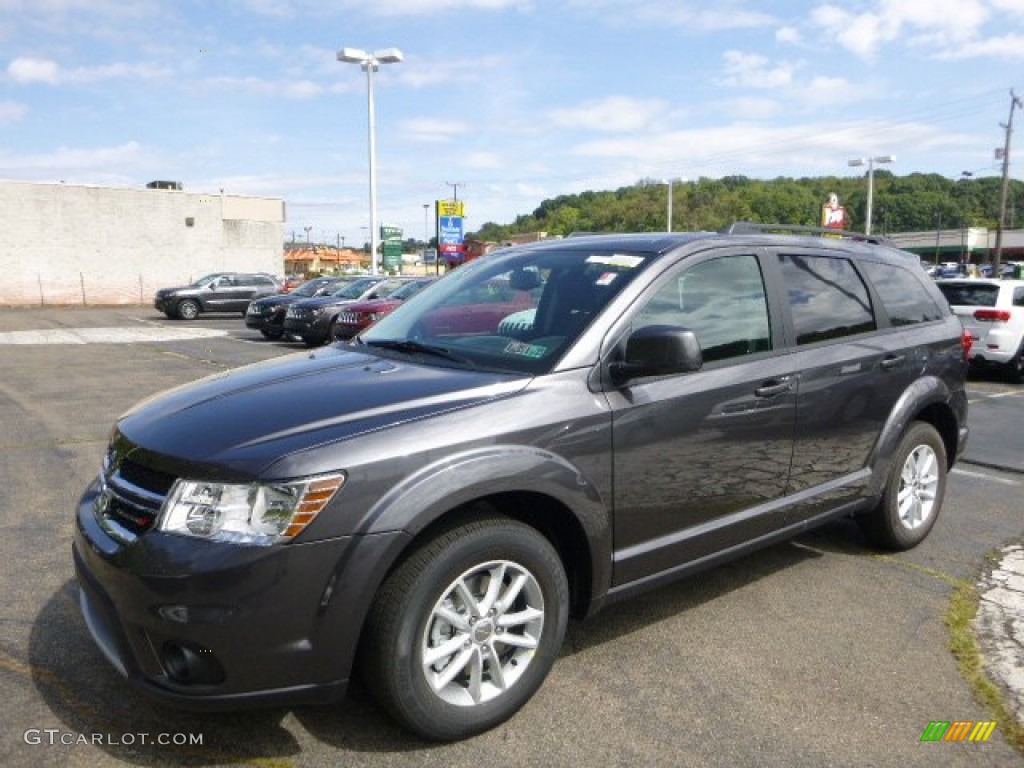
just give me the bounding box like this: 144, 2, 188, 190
380, 225, 402, 240
437, 200, 464, 217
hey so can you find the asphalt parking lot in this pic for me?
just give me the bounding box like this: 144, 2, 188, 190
1, 306, 1022, 767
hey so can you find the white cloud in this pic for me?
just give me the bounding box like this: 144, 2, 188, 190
202, 75, 323, 99
0, 100, 27, 123
7, 57, 60, 85
548, 96, 671, 133
571, 0, 775, 31
717, 51, 798, 89
0, 141, 153, 176
810, 0, 1003, 60
7, 56, 173, 85
368, 0, 532, 16
776, 26, 801, 44
400, 117, 470, 143
933, 33, 1024, 59
465, 151, 503, 169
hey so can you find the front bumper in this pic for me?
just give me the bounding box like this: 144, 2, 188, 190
244, 308, 285, 332
284, 313, 331, 342
72, 479, 409, 710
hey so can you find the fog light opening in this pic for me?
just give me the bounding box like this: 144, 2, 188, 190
161, 642, 226, 685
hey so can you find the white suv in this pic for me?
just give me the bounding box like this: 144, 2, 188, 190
936, 278, 1024, 382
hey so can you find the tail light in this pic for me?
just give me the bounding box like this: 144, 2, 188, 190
973, 309, 1012, 322
960, 329, 973, 359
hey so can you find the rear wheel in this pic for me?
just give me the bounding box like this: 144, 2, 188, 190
1006, 342, 1024, 384
858, 421, 946, 550
362, 516, 569, 741
176, 299, 200, 321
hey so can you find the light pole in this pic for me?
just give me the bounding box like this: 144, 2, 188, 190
303, 225, 312, 243
848, 155, 894, 236
338, 46, 404, 276
666, 179, 673, 232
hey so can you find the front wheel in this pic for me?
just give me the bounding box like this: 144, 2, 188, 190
858, 421, 947, 550
362, 516, 569, 741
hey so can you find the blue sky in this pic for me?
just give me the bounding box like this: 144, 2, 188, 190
1, 0, 1023, 245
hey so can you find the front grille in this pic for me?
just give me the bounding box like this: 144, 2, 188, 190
286, 307, 310, 319
338, 312, 358, 324
96, 457, 176, 541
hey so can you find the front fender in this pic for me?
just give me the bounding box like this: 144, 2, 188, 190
355, 444, 613, 604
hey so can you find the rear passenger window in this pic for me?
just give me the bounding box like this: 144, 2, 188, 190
860, 261, 943, 326
1014, 288, 1024, 307
778, 254, 875, 345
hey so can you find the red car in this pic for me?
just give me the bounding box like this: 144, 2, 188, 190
331, 277, 437, 340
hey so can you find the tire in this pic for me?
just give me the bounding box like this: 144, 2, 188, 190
176, 299, 200, 321
260, 329, 283, 340
859, 421, 947, 550
1005, 342, 1024, 384
362, 516, 569, 741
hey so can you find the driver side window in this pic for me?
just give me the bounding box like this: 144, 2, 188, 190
634, 254, 771, 363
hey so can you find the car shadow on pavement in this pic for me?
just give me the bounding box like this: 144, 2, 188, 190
28, 529, 871, 760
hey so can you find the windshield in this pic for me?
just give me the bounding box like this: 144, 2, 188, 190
390, 278, 435, 301
332, 277, 381, 299
293, 279, 331, 297
359, 246, 653, 374
192, 273, 225, 287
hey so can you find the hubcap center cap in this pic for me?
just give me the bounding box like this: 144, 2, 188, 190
472, 618, 495, 644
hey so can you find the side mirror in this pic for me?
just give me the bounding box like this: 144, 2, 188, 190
609, 325, 702, 386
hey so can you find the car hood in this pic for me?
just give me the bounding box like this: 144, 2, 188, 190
116, 345, 527, 475
251, 292, 302, 307
291, 294, 360, 309
156, 284, 200, 296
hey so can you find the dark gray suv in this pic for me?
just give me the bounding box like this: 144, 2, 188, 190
74, 226, 969, 741
154, 272, 281, 320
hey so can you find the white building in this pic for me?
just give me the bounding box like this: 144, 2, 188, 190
0, 180, 285, 306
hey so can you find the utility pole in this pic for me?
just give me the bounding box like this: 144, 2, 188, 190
995, 89, 1023, 270
445, 181, 463, 201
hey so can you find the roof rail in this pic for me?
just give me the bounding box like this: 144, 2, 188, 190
718, 221, 895, 246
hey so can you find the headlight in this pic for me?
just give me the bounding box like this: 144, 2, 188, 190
158, 474, 345, 546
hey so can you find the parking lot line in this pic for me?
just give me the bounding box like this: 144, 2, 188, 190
952, 467, 1021, 486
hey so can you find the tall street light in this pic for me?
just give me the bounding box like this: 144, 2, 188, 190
848, 155, 894, 236
338, 46, 404, 276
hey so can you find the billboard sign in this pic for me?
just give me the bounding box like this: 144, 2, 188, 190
436, 200, 466, 261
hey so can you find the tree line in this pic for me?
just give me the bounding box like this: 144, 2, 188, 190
471, 172, 1024, 242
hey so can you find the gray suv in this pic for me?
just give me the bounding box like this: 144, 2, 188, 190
75, 225, 969, 741
154, 272, 281, 320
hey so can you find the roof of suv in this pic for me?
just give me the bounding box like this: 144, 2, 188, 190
512, 223, 908, 260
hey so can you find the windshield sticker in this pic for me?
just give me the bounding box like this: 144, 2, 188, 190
586, 254, 645, 268
595, 272, 618, 286
503, 341, 547, 359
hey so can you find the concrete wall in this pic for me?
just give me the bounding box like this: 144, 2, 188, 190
0, 180, 285, 305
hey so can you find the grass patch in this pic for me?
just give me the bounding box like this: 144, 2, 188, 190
945, 581, 1024, 753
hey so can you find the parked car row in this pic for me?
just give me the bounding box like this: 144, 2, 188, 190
155, 272, 439, 344
923, 261, 1024, 279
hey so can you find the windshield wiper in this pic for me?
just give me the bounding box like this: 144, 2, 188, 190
365, 339, 475, 366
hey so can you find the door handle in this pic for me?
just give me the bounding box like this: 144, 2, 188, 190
754, 377, 793, 398
880, 354, 905, 370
